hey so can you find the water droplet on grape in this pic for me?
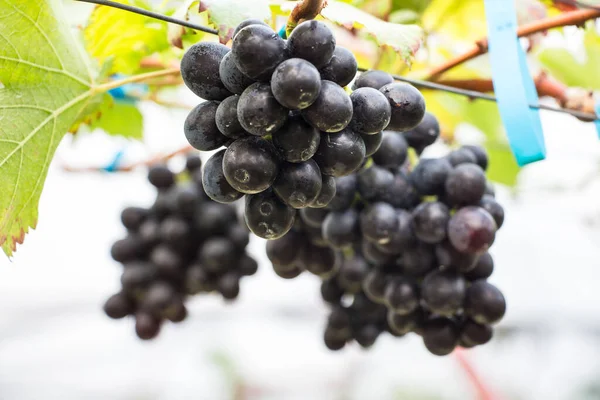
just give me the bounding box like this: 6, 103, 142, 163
234, 169, 250, 183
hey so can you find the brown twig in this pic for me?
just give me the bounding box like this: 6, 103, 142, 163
426, 9, 600, 80
286, 0, 328, 34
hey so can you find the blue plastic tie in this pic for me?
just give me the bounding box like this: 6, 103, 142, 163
278, 25, 287, 39
484, 0, 546, 166
595, 99, 600, 139
108, 73, 149, 104
102, 149, 126, 172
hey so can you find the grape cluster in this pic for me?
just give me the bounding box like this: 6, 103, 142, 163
266, 106, 507, 356
180, 19, 426, 241
103, 155, 258, 340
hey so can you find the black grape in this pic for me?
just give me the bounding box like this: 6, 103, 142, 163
186, 265, 215, 294
402, 112, 440, 152
463, 145, 489, 171
120, 263, 156, 292
479, 195, 505, 229
217, 272, 241, 300
319, 46, 357, 87
215, 95, 246, 139
352, 70, 394, 90
288, 20, 335, 68
380, 82, 426, 131
464, 281, 506, 324
103, 292, 133, 319
159, 216, 190, 246
354, 324, 381, 348
238, 82, 288, 136
422, 317, 459, 356
273, 160, 323, 208
223, 136, 280, 194
150, 245, 183, 280
238, 254, 259, 276
411, 201, 450, 244
445, 164, 487, 206
460, 320, 493, 347
371, 131, 408, 169
402, 242, 436, 277
324, 329, 347, 351
447, 147, 477, 166
310, 174, 336, 208
448, 206, 497, 254
135, 312, 162, 340
337, 255, 369, 292
360, 202, 399, 244
384, 277, 419, 315
421, 270, 466, 316
184, 101, 229, 151
464, 252, 494, 281
232, 19, 270, 39
360, 131, 383, 157
321, 278, 344, 304
232, 24, 287, 81
300, 244, 338, 277
322, 208, 360, 248
228, 224, 250, 249
180, 42, 231, 100
313, 129, 366, 177
148, 164, 175, 190
349, 88, 391, 135
244, 189, 296, 240
301, 80, 353, 133
120, 207, 148, 232
140, 282, 176, 316
271, 58, 321, 109
198, 237, 239, 273
387, 308, 425, 335
361, 238, 394, 266
266, 230, 304, 267
327, 175, 357, 211
410, 158, 452, 196
357, 165, 394, 201
185, 153, 202, 172
363, 268, 388, 304
110, 236, 143, 263
380, 172, 421, 210
299, 207, 329, 228
435, 240, 478, 272
195, 201, 237, 236
219, 51, 255, 95
273, 263, 304, 279
202, 149, 244, 204
375, 209, 417, 255
272, 114, 320, 163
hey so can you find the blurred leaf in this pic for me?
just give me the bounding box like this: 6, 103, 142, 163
199, 0, 271, 43
84, 0, 169, 75
89, 101, 144, 139
167, 0, 211, 49
392, 0, 432, 14
321, 1, 424, 66
0, 0, 104, 257
351, 0, 393, 19
422, 0, 486, 40
388, 9, 420, 24
537, 23, 600, 89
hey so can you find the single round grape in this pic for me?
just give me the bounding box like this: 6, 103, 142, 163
375, 209, 418, 255
327, 306, 352, 334
313, 129, 366, 177
445, 164, 487, 206
222, 136, 280, 194
463, 145, 489, 171
460, 320, 493, 347
360, 202, 399, 244
120, 207, 148, 232
166, 300, 187, 323
238, 254, 259, 276
271, 58, 321, 110
402, 112, 440, 151
321, 278, 344, 304
354, 324, 381, 348
303, 223, 329, 247
361, 238, 394, 266
233, 18, 270, 39
310, 174, 336, 208
357, 165, 394, 202
219, 51, 255, 95
103, 292, 133, 319
464, 252, 494, 281
410, 158, 453, 196
184, 101, 229, 151
363, 268, 389, 304
324, 328, 347, 351
301, 80, 353, 132
337, 255, 369, 292
402, 242, 437, 277
202, 149, 244, 204
372, 131, 408, 169
448, 206, 497, 254
349, 87, 392, 135
465, 281, 506, 324
380, 82, 425, 131
148, 164, 175, 190
180, 42, 231, 100
288, 20, 335, 68
384, 278, 419, 315
215, 95, 245, 139
238, 82, 288, 136
479, 195, 505, 229
232, 24, 287, 80
360, 131, 383, 157
300, 244, 338, 277
120, 262, 156, 292
380, 171, 421, 210
387, 308, 425, 335
150, 245, 183, 280
140, 282, 176, 316
110, 236, 143, 263
186, 265, 215, 294
421, 270, 466, 316
447, 147, 477, 166
322, 208, 360, 248
422, 317, 459, 356
244, 189, 296, 240
299, 207, 329, 228
266, 230, 304, 267
159, 216, 190, 246
273, 160, 323, 208
195, 201, 238, 236
326, 175, 357, 211
185, 153, 202, 173
319, 46, 357, 87
199, 237, 239, 273
272, 114, 320, 163
435, 240, 478, 271
411, 201, 450, 244
135, 312, 161, 340
217, 272, 241, 300
352, 70, 394, 90
273, 262, 304, 279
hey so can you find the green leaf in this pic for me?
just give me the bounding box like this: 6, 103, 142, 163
167, 0, 211, 49
89, 101, 144, 139
84, 0, 170, 75
320, 1, 424, 66
199, 0, 271, 43
0, 0, 105, 257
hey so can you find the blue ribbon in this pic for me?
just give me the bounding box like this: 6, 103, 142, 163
278, 25, 287, 39
484, 0, 546, 166
595, 99, 600, 139
102, 149, 125, 172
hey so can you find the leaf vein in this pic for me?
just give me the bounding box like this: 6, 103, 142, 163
0, 55, 90, 87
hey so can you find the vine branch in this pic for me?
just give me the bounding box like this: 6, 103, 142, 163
286, 0, 328, 34
426, 8, 600, 80
94, 68, 181, 93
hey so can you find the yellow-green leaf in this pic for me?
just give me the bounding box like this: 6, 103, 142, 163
84, 0, 169, 75
89, 101, 144, 139
199, 0, 271, 43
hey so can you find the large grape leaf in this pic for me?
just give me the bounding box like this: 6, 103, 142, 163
0, 0, 104, 257
84, 0, 169, 75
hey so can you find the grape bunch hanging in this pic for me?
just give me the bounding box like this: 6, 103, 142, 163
180, 18, 426, 240
104, 155, 258, 340
267, 112, 507, 356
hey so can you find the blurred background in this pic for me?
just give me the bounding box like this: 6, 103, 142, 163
2, 1, 600, 399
